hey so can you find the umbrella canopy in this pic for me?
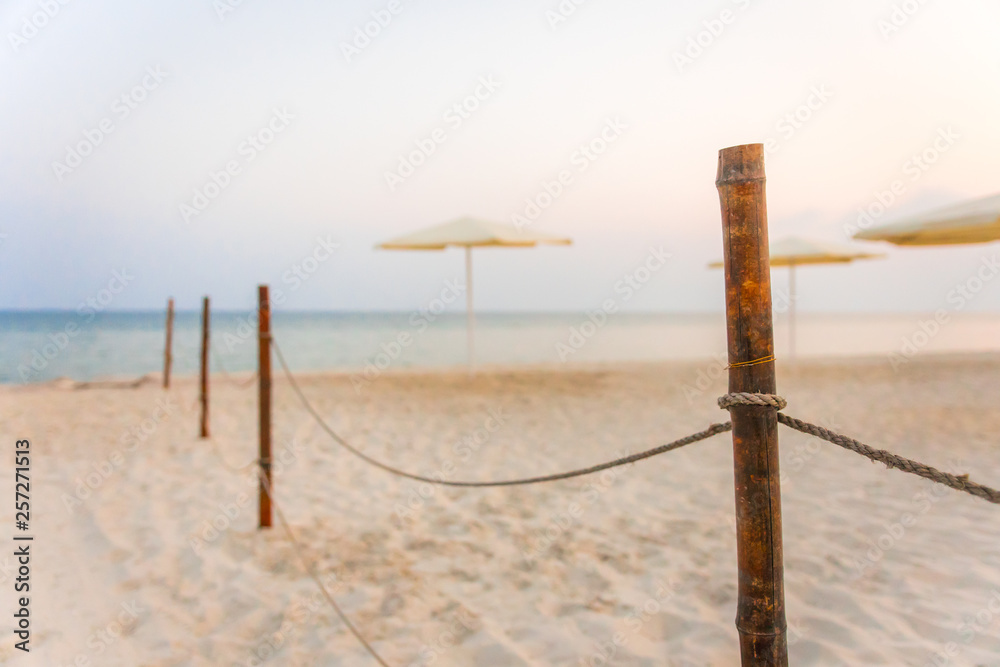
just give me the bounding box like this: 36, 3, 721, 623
709, 236, 884, 358
853, 192, 1000, 246
378, 216, 573, 250
378, 217, 572, 373
708, 236, 884, 268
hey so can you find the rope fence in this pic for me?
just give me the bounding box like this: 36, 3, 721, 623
207, 436, 258, 473
211, 345, 258, 388
213, 342, 999, 666
200, 418, 391, 664
272, 337, 732, 487
272, 337, 1000, 503
717, 392, 1000, 505
182, 143, 1000, 665
256, 471, 391, 667
776, 413, 1000, 504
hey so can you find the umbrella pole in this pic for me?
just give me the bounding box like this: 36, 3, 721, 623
789, 263, 796, 361
465, 246, 474, 376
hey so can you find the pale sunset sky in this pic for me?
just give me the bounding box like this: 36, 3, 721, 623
1, 0, 998, 312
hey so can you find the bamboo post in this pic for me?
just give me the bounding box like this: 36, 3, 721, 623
716, 144, 788, 666
257, 285, 273, 529
163, 298, 175, 389
199, 296, 210, 439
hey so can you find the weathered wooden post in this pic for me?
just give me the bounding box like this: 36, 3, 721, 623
163, 297, 175, 389
257, 285, 273, 529
199, 296, 210, 439
716, 144, 788, 666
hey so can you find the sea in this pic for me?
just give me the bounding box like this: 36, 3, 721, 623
3, 310, 999, 384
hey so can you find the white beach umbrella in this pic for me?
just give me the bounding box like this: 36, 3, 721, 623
854, 192, 1000, 246
377, 217, 572, 373
710, 236, 884, 358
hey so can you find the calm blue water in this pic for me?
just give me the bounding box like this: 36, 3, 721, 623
3, 310, 999, 384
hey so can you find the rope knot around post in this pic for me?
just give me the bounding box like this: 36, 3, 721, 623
718, 392, 787, 411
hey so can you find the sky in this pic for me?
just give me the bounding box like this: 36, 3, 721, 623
1, 0, 999, 314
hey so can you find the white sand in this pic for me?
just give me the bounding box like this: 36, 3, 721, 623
1, 355, 999, 666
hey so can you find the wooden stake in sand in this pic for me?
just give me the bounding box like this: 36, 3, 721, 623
716, 144, 788, 666
200, 296, 210, 439
257, 285, 273, 529
163, 297, 175, 389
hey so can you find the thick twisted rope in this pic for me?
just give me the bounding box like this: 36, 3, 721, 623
719, 393, 1000, 505
718, 392, 786, 410
777, 413, 1000, 505
271, 337, 731, 487
257, 471, 390, 667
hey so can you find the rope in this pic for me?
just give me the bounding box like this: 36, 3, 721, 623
194, 388, 258, 472
196, 406, 386, 663
270, 336, 731, 487
718, 392, 1000, 505
212, 345, 258, 388
718, 392, 786, 410
257, 471, 391, 667
777, 413, 1000, 505
207, 437, 260, 473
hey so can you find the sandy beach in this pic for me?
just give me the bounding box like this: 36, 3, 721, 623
2, 354, 999, 666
